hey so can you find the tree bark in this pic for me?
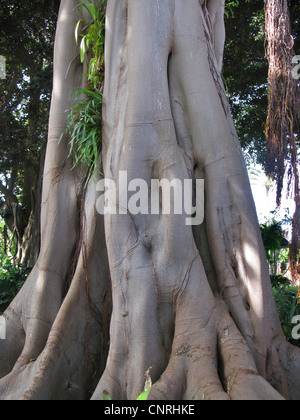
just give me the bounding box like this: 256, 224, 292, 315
0, 0, 300, 400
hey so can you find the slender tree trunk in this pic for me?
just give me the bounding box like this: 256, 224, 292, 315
0, 0, 300, 400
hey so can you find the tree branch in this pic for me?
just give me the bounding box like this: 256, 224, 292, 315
0, 178, 19, 206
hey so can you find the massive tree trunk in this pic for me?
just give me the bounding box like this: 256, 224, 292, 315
0, 0, 300, 400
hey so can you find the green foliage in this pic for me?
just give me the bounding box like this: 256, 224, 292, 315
0, 0, 58, 175
0, 1, 59, 265
271, 274, 291, 289
260, 220, 285, 253
0, 265, 31, 310
272, 277, 300, 345
62, 0, 105, 183
224, 0, 299, 169
225, 0, 240, 18
64, 88, 103, 182
260, 220, 289, 275
76, 0, 106, 89
136, 387, 151, 401
223, 1, 268, 166
102, 387, 151, 401
102, 391, 112, 401
279, 248, 290, 271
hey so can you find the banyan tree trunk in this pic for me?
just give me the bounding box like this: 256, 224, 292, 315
0, 0, 300, 400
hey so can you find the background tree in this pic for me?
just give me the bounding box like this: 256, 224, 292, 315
0, 0, 60, 266
224, 0, 299, 166
224, 0, 300, 285
264, 0, 299, 283
224, 0, 269, 165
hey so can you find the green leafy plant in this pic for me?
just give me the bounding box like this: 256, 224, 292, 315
260, 220, 288, 275
76, 0, 106, 89
61, 0, 106, 184
136, 387, 151, 401
260, 220, 285, 254
271, 274, 291, 289
102, 390, 112, 401
65, 88, 103, 183
0, 265, 31, 310
225, 0, 240, 18
273, 280, 300, 346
